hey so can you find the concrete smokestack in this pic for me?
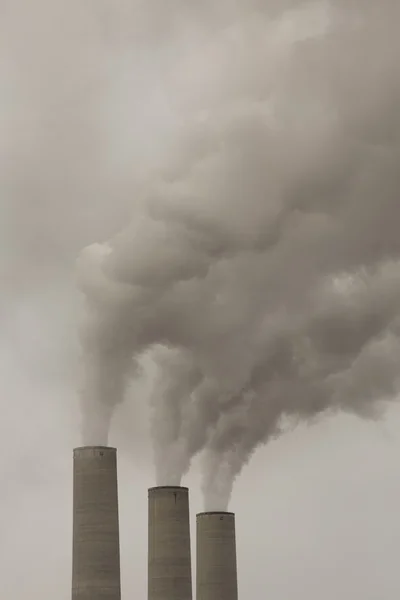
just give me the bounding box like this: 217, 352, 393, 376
196, 511, 238, 600
72, 446, 121, 600
148, 486, 193, 600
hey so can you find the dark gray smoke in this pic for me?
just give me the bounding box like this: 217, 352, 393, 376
78, 0, 400, 508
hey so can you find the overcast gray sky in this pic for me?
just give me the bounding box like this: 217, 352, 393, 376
1, 1, 400, 598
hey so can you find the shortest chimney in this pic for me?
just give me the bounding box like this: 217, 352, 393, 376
196, 511, 238, 600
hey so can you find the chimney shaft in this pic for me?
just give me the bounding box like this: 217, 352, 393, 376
72, 446, 121, 600
148, 486, 193, 600
196, 511, 238, 600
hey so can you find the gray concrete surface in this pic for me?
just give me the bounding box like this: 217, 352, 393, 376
148, 486, 193, 600
72, 446, 121, 600
196, 512, 238, 600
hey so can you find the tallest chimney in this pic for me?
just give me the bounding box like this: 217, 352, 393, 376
72, 446, 121, 600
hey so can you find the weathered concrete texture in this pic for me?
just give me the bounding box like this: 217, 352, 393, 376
196, 512, 238, 600
72, 446, 121, 600
148, 486, 193, 600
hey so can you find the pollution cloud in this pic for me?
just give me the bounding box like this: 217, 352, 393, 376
77, 0, 400, 509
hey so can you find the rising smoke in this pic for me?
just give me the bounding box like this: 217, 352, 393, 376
77, 0, 400, 509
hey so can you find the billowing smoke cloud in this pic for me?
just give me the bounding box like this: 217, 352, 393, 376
77, 0, 400, 508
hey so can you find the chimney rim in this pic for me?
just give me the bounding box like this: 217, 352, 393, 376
197, 511, 235, 517
148, 485, 189, 492
73, 445, 117, 452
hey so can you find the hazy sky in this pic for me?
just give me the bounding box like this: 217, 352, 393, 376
1, 0, 400, 598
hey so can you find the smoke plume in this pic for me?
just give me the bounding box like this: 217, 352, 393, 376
77, 0, 400, 508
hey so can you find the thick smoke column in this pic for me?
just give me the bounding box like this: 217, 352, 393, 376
148, 346, 201, 485
78, 1, 400, 506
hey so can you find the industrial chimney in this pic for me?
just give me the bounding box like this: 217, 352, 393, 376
72, 446, 121, 600
196, 511, 238, 600
148, 486, 193, 600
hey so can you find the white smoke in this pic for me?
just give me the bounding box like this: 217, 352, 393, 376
77, 0, 400, 508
